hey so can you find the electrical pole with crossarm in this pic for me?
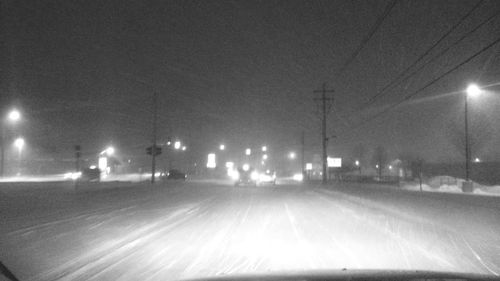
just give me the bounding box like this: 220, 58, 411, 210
314, 83, 334, 185
151, 92, 158, 184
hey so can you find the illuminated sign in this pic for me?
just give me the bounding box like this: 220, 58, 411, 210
327, 157, 342, 167
207, 153, 216, 168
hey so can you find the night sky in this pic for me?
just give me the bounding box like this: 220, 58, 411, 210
2, 0, 500, 168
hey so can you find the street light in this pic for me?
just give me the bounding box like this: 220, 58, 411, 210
464, 83, 482, 185
14, 137, 24, 175
262, 154, 268, 160
289, 152, 296, 159
2, 109, 23, 176
219, 144, 225, 151
8, 109, 21, 122
14, 137, 24, 151
182, 146, 187, 151
262, 146, 267, 152
105, 146, 114, 156
466, 84, 481, 98
245, 148, 251, 156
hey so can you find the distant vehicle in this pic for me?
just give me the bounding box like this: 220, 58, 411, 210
234, 167, 258, 186
258, 170, 276, 185
79, 167, 101, 182
166, 169, 187, 180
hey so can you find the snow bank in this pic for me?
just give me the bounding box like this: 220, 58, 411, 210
402, 175, 500, 196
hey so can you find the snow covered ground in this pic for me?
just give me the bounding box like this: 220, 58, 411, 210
1, 180, 499, 280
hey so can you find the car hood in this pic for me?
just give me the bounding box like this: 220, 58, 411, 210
182, 269, 498, 281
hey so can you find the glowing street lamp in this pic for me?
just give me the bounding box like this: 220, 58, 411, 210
105, 146, 114, 155
466, 84, 481, 98
8, 109, 21, 122
1, 109, 23, 177
219, 144, 225, 151
262, 146, 267, 152
289, 152, 296, 160
13, 137, 24, 175
182, 146, 187, 151
14, 137, 24, 151
262, 154, 268, 160
245, 148, 251, 156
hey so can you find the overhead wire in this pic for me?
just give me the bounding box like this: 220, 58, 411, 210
363, 0, 485, 106
339, 33, 500, 136
335, 0, 398, 76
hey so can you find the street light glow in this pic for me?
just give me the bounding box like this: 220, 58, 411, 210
262, 146, 267, 152
262, 154, 268, 160
174, 141, 181, 150
306, 163, 313, 171
182, 146, 187, 151
14, 138, 25, 150
466, 84, 481, 98
245, 148, 251, 155
242, 163, 250, 171
106, 146, 115, 155
8, 109, 21, 122
355, 160, 360, 166
289, 152, 296, 159
219, 144, 225, 150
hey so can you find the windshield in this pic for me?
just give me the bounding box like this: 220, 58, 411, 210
1, 0, 500, 280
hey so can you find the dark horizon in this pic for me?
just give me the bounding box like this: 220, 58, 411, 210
1, 0, 500, 171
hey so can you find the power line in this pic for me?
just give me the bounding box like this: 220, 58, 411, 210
376, 8, 500, 102
363, 0, 485, 106
336, 0, 398, 76
341, 32, 500, 135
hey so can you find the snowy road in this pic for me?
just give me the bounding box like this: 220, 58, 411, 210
1, 181, 499, 280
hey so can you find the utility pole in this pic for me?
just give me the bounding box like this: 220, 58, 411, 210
75, 145, 81, 172
464, 93, 470, 182
0, 127, 4, 177
151, 92, 158, 184
301, 131, 305, 179
314, 83, 334, 185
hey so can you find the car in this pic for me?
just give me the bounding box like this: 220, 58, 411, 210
78, 167, 101, 182
234, 167, 258, 186
166, 169, 187, 180
258, 170, 276, 185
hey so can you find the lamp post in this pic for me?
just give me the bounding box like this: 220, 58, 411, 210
465, 84, 481, 183
14, 137, 24, 175
1, 109, 22, 177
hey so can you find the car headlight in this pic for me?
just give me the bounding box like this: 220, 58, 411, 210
229, 170, 240, 180
293, 173, 304, 181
